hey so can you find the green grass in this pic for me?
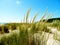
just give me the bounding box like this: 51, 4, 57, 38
0, 8, 54, 45
49, 20, 60, 30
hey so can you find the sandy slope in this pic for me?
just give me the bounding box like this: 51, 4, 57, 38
0, 28, 60, 45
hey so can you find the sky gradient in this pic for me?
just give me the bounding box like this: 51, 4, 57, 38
0, 0, 60, 23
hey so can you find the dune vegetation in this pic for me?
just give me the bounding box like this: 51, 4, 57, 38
0, 8, 60, 45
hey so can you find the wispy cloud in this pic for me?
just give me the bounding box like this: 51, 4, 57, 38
16, 0, 20, 5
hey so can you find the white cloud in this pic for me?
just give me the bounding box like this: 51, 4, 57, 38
16, 0, 20, 5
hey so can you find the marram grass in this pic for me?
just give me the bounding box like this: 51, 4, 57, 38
0, 8, 54, 45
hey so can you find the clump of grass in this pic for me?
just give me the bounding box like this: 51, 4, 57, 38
50, 20, 60, 30
0, 8, 52, 45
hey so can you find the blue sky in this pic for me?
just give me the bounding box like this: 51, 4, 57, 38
0, 0, 60, 23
